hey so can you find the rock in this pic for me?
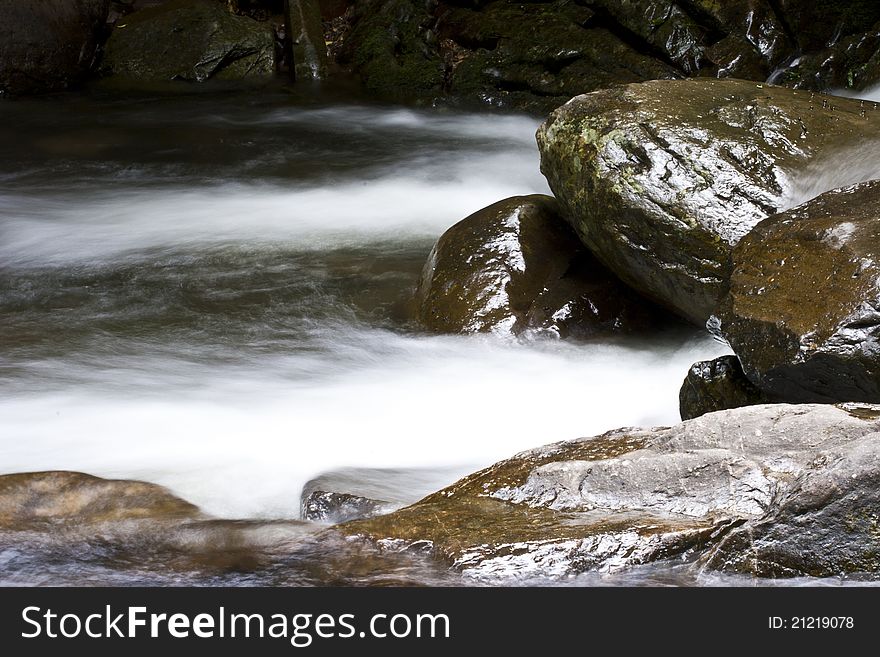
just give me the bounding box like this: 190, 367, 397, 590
537, 78, 875, 325
771, 19, 880, 93
415, 195, 669, 338
679, 355, 775, 420
0, 471, 316, 580
0, 0, 110, 96
717, 180, 880, 403
102, 0, 275, 84
439, 3, 680, 113
338, 0, 444, 102
777, 0, 880, 53
302, 491, 391, 523
0, 470, 200, 527
704, 431, 880, 577
341, 403, 880, 580
286, 0, 329, 80
588, 0, 710, 75
300, 465, 467, 523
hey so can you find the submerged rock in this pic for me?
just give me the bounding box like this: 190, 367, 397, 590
718, 180, 880, 403
537, 78, 875, 325
302, 491, 391, 524
341, 404, 880, 580
0, 0, 110, 96
0, 471, 315, 580
299, 465, 462, 524
415, 195, 669, 338
102, 0, 275, 84
679, 355, 774, 420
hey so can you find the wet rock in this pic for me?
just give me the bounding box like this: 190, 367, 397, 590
717, 180, 880, 403
439, 3, 680, 113
102, 0, 275, 84
679, 355, 774, 420
302, 491, 391, 523
0, 0, 110, 96
287, 0, 328, 80
588, 0, 710, 75
0, 471, 200, 527
415, 195, 668, 338
537, 78, 875, 325
338, 0, 445, 102
771, 20, 880, 93
704, 433, 880, 577
300, 465, 467, 523
0, 471, 315, 581
777, 0, 880, 53
341, 403, 880, 580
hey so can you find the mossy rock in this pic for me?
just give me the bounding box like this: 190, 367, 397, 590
415, 195, 669, 338
718, 180, 880, 403
102, 0, 275, 84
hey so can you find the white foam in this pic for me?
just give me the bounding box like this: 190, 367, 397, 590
0, 332, 730, 519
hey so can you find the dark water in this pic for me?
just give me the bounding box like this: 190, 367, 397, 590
3, 87, 818, 586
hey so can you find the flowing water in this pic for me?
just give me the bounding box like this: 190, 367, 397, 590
1, 85, 868, 586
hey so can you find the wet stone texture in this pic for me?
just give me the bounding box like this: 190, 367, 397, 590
679, 355, 775, 420
341, 404, 880, 580
415, 195, 671, 338
718, 180, 880, 404
537, 78, 876, 325
102, 0, 276, 84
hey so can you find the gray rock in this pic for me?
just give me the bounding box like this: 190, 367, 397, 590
302, 491, 391, 524
415, 195, 670, 338
342, 403, 880, 580
679, 355, 775, 420
102, 0, 275, 84
718, 179, 880, 403
0, 0, 110, 96
704, 430, 880, 576
537, 78, 876, 325
300, 465, 467, 523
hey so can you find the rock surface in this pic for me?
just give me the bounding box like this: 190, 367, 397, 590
718, 180, 880, 403
415, 195, 669, 338
0, 0, 110, 96
302, 491, 391, 524
537, 78, 876, 325
287, 0, 328, 80
679, 355, 774, 420
102, 0, 275, 84
342, 404, 880, 580
0, 471, 315, 581
335, 0, 880, 111
0, 471, 200, 526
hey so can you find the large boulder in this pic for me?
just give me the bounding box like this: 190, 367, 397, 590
718, 180, 880, 403
102, 0, 275, 84
537, 78, 874, 325
679, 355, 774, 420
341, 403, 880, 580
0, 0, 110, 96
415, 195, 669, 338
